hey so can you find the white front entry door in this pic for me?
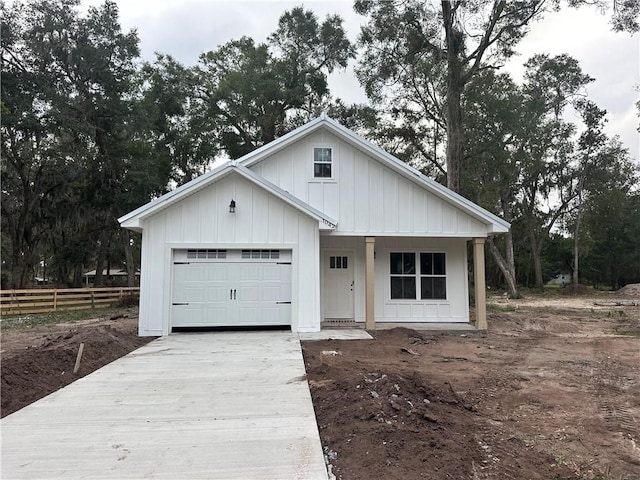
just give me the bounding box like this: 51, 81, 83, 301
171, 249, 292, 328
322, 251, 354, 320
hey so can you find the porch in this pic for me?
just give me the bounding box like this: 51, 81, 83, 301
319, 235, 488, 330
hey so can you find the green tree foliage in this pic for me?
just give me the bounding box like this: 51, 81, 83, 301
355, 0, 549, 192
193, 7, 354, 160
459, 53, 633, 293
355, 0, 639, 193
1, 0, 169, 287
581, 191, 640, 289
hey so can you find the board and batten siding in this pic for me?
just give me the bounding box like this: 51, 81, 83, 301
250, 129, 490, 237
137, 172, 321, 336
321, 236, 469, 323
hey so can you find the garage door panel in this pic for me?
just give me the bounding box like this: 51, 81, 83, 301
239, 286, 259, 301
238, 304, 289, 325
239, 265, 260, 281
173, 305, 232, 327
262, 285, 282, 301
261, 265, 281, 281
206, 264, 229, 280
171, 252, 292, 328
205, 286, 228, 302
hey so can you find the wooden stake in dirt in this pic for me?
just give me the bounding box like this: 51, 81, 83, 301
73, 343, 85, 374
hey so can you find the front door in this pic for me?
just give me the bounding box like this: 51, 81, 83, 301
322, 250, 354, 320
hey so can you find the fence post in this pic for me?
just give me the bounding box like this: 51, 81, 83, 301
53, 290, 58, 311
91, 290, 95, 309
12, 290, 20, 315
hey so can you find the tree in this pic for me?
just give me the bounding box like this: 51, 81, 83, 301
565, 99, 634, 285
356, 0, 550, 192
581, 189, 640, 289
514, 54, 595, 288
193, 7, 354, 160
461, 69, 523, 297
1, 0, 170, 287
355, 0, 639, 193
1, 0, 81, 287
140, 54, 216, 185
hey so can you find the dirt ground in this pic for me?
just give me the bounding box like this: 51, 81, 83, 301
302, 294, 640, 480
1, 294, 638, 480
1, 307, 153, 418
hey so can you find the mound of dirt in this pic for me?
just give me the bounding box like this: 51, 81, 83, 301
560, 283, 590, 295
1, 315, 153, 418
616, 283, 640, 297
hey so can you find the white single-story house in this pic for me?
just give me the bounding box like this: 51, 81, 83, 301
119, 115, 509, 336
547, 272, 571, 286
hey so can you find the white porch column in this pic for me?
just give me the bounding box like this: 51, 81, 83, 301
365, 237, 375, 330
473, 237, 487, 330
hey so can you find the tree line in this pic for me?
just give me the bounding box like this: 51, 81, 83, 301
2, 0, 639, 293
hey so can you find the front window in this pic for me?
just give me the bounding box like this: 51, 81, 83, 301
390, 252, 446, 300
313, 147, 332, 178
390, 252, 416, 299
420, 253, 446, 299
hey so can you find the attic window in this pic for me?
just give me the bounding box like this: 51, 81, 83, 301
313, 147, 332, 178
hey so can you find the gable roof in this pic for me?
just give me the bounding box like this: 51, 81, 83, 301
240, 114, 509, 234
119, 115, 509, 234
118, 162, 337, 231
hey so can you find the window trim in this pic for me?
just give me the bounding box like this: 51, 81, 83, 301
312, 146, 334, 180
389, 251, 447, 301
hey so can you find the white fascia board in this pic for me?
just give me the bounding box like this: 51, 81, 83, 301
234, 165, 337, 229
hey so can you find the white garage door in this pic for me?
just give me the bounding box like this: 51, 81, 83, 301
171, 249, 292, 328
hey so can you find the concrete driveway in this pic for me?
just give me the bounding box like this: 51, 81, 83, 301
1, 332, 329, 479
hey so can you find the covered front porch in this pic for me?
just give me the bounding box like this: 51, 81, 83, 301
319, 235, 488, 330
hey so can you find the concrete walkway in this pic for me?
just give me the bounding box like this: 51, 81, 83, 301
1, 332, 329, 480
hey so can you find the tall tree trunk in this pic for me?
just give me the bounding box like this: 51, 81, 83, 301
122, 230, 135, 287
529, 232, 545, 288
11, 249, 27, 289
525, 211, 547, 288
445, 84, 463, 193
487, 236, 520, 298
573, 208, 583, 286
93, 231, 110, 287
442, 0, 464, 193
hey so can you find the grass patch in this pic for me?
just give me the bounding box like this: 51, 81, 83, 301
1, 307, 120, 331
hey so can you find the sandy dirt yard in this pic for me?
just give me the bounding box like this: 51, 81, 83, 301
1, 295, 638, 480
303, 294, 640, 480
1, 308, 153, 418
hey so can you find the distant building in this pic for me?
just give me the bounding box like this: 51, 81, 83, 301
83, 269, 140, 286
547, 273, 571, 286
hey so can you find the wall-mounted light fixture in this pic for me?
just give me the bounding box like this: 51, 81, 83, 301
229, 199, 236, 213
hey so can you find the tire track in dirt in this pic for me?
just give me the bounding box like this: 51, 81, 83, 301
589, 352, 640, 473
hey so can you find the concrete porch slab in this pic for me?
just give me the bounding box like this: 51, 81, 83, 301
299, 329, 374, 341
373, 322, 479, 332
1, 332, 328, 480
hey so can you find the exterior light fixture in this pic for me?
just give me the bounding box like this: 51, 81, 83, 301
229, 199, 236, 213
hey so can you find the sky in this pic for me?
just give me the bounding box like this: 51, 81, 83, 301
80, 0, 639, 162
